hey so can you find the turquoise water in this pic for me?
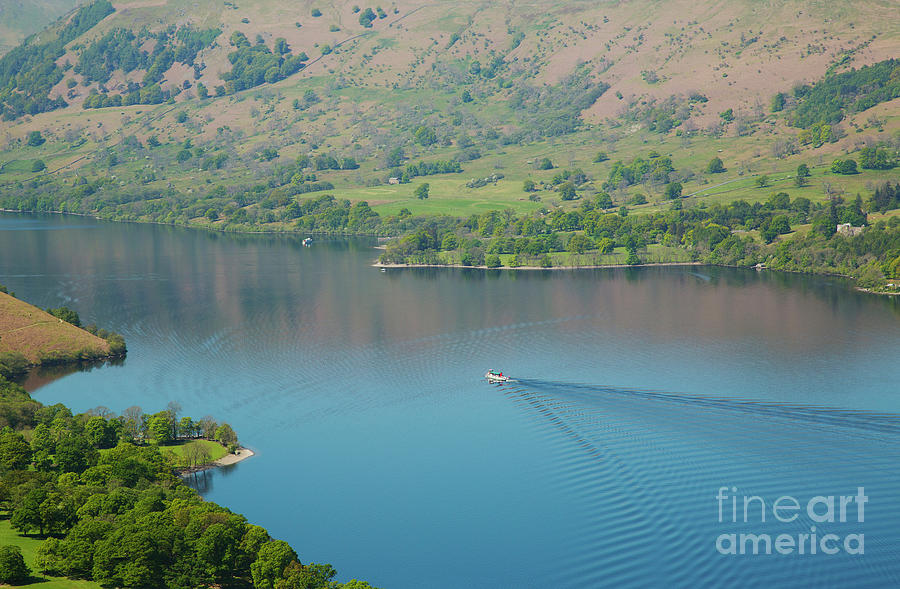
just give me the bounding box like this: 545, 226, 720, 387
2, 212, 899, 588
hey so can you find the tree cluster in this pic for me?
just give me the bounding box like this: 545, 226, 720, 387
789, 59, 900, 128
0, 377, 379, 588
221, 33, 308, 93
0, 0, 114, 120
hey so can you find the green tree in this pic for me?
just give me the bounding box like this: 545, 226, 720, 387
755, 175, 769, 188
414, 183, 430, 200
338, 581, 380, 589
385, 147, 404, 168
0, 430, 32, 471
30, 423, 54, 455
92, 523, 169, 587
771, 92, 786, 112
147, 414, 172, 444
413, 126, 437, 146
276, 562, 339, 589
311, 8, 322, 16
537, 158, 553, 170
196, 520, 245, 584
558, 182, 576, 200
84, 416, 116, 449
523, 179, 535, 192
767, 192, 790, 210
858, 147, 893, 170
46, 306, 80, 326
771, 215, 791, 234
0, 546, 29, 584
40, 492, 76, 535
252, 541, 298, 589
178, 416, 195, 438
440, 234, 459, 250
215, 423, 238, 446
485, 254, 501, 268
31, 160, 46, 172
595, 193, 613, 209
55, 433, 96, 473
597, 237, 615, 254
794, 163, 811, 186
664, 181, 683, 200
831, 159, 858, 175
706, 157, 725, 173
567, 234, 593, 254
359, 8, 376, 27
26, 131, 45, 147
11, 488, 46, 535
593, 152, 609, 163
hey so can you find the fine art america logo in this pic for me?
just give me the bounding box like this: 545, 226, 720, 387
715, 487, 867, 556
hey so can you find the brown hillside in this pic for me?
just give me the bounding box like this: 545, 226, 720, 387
0, 292, 110, 364
9, 0, 898, 150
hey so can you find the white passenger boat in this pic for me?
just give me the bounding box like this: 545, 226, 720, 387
485, 369, 510, 383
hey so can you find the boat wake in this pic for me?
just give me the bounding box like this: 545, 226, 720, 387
510, 378, 900, 437
491, 377, 900, 588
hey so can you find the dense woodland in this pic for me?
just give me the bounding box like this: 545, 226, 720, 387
378, 189, 900, 288
789, 59, 900, 129
0, 376, 378, 588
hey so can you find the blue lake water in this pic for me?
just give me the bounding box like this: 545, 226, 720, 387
2, 212, 899, 588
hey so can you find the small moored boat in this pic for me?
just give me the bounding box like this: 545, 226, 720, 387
302, 237, 313, 247
485, 369, 510, 383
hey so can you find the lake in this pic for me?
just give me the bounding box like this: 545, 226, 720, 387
2, 212, 899, 588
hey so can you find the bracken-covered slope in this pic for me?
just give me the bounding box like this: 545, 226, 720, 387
4, 0, 897, 131
0, 291, 110, 364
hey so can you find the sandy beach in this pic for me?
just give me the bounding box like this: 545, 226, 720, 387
215, 447, 255, 467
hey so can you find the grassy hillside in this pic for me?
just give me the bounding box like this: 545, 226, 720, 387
0, 517, 102, 589
0, 291, 111, 365
0, 0, 896, 243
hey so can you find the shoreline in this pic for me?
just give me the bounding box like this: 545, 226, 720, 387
0, 208, 385, 238
4, 210, 893, 295
216, 446, 255, 467
856, 286, 900, 296
178, 446, 256, 475
374, 260, 900, 296
374, 261, 706, 271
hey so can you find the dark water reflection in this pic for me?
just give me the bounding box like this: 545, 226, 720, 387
2, 213, 899, 588
16, 357, 126, 392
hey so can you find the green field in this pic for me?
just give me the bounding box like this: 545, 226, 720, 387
158, 439, 229, 467
0, 517, 102, 588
